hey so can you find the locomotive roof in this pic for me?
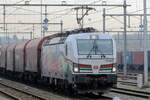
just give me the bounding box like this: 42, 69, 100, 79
67, 32, 113, 39
46, 27, 97, 39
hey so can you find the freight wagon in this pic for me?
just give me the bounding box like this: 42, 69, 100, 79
117, 51, 148, 73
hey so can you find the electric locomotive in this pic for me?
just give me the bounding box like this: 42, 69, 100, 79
41, 28, 117, 94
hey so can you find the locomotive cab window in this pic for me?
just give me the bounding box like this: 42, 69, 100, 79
77, 39, 113, 55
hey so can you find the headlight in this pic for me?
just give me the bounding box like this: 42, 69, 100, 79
73, 63, 79, 72
74, 67, 79, 72
112, 67, 116, 72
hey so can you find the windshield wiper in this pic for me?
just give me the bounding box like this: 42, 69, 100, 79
96, 47, 106, 58
87, 40, 96, 58
87, 40, 106, 58
95, 41, 106, 58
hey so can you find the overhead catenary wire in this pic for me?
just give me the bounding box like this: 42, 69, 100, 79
89, 0, 103, 4
1, 0, 148, 37
85, 6, 150, 32
61, 5, 123, 30
11, 5, 72, 15
1, 6, 117, 16
85, 17, 112, 26
1, 6, 72, 34
1, 4, 121, 33
0, 1, 141, 21
129, 8, 150, 14
0, 0, 28, 11
13, 0, 102, 32
1, 1, 73, 19
49, 10, 72, 20
132, 16, 150, 23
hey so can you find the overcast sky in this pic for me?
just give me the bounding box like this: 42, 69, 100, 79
0, 0, 149, 38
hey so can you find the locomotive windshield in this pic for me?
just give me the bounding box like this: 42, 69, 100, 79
77, 39, 113, 55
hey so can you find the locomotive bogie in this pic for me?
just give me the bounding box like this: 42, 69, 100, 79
71, 74, 117, 92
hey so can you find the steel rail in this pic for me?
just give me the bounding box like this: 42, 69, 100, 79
111, 87, 150, 99
0, 81, 45, 100
0, 90, 19, 100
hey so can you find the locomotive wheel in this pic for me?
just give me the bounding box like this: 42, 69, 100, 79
50, 78, 57, 91
64, 81, 69, 95
64, 81, 78, 96
72, 84, 78, 96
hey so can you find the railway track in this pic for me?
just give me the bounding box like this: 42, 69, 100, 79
111, 87, 150, 99
118, 81, 137, 86
0, 77, 114, 100
0, 80, 45, 100
0, 90, 19, 100
3, 74, 147, 100
0, 75, 145, 100
0, 77, 70, 100
1, 74, 149, 100
0, 76, 148, 100
79, 93, 112, 100
117, 72, 150, 77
